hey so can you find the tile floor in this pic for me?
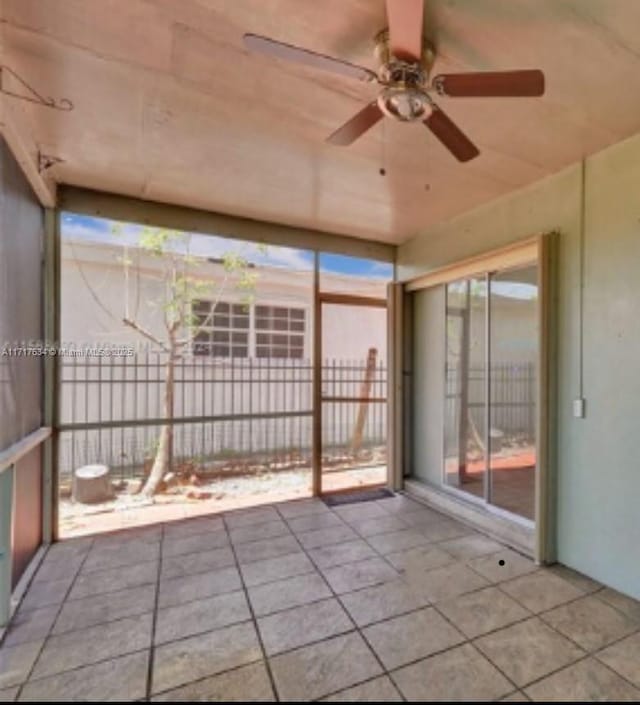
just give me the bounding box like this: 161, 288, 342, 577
1, 494, 640, 701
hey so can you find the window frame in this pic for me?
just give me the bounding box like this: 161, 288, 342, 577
191, 299, 251, 359
191, 299, 309, 360
254, 303, 307, 360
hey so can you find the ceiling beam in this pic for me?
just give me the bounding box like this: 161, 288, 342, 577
59, 186, 397, 263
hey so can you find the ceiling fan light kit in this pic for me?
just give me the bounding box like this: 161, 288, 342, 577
374, 28, 435, 122
243, 0, 545, 162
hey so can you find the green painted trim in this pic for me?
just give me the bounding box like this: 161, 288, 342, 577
59, 409, 313, 432
0, 466, 14, 628
42, 207, 57, 545
387, 282, 404, 490
311, 253, 321, 496
51, 208, 62, 542
536, 230, 560, 564
0, 428, 51, 475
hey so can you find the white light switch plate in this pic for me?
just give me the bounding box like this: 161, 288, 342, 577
573, 398, 586, 418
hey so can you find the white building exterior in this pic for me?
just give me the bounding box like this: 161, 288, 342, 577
57, 239, 390, 477
60, 240, 388, 363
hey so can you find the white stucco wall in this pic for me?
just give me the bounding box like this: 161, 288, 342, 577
60, 241, 387, 363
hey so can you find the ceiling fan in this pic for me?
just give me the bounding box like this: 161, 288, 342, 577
243, 0, 544, 162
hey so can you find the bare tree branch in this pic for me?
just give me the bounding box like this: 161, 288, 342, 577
122, 317, 169, 352
69, 241, 121, 325
179, 263, 239, 347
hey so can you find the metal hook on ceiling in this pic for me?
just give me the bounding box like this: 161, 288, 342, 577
38, 152, 64, 173
0, 65, 74, 111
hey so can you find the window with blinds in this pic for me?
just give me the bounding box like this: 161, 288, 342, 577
191, 301, 306, 358
192, 301, 250, 358
255, 305, 305, 359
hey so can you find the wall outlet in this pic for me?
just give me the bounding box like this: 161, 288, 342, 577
573, 397, 586, 418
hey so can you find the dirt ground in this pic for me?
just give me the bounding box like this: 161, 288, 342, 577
59, 464, 387, 538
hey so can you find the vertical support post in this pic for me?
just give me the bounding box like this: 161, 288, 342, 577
54, 206, 62, 541
42, 208, 56, 545
457, 280, 471, 486
387, 282, 404, 491
350, 348, 377, 453
536, 232, 557, 564
311, 254, 322, 496
0, 466, 15, 628
43, 207, 61, 543
484, 273, 492, 505
402, 290, 413, 480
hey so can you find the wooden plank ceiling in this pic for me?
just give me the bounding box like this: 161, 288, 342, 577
2, 0, 640, 244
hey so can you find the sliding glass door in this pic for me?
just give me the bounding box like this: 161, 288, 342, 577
488, 265, 538, 519
444, 277, 487, 501
444, 263, 538, 522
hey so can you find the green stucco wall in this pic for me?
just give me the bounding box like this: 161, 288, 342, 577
411, 285, 445, 486
399, 131, 640, 600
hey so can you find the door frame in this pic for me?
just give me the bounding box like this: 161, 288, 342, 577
312, 291, 388, 496
404, 233, 557, 564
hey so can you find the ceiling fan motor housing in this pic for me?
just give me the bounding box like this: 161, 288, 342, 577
374, 29, 435, 122
377, 62, 431, 121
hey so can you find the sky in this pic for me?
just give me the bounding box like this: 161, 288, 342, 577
61, 213, 394, 280
448, 277, 537, 301
61, 214, 536, 298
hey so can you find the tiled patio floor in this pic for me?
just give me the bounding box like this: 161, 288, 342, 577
2, 494, 640, 701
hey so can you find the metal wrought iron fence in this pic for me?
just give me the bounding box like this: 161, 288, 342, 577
58, 349, 387, 483
444, 362, 536, 452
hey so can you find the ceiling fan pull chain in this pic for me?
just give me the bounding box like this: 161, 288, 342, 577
379, 120, 387, 176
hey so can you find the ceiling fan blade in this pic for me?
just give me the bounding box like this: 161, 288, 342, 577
433, 70, 545, 97
424, 106, 479, 162
243, 33, 377, 82
327, 102, 384, 146
385, 0, 424, 62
